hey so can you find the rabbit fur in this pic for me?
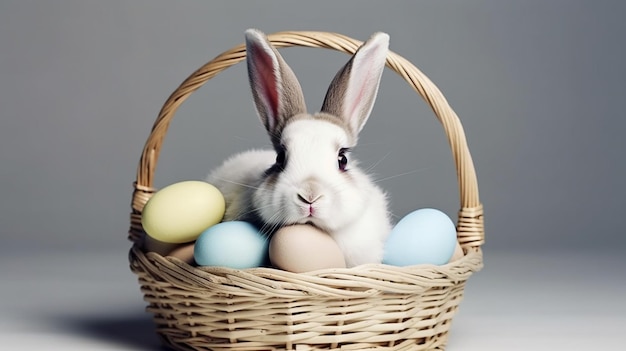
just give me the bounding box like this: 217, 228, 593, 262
208, 29, 392, 267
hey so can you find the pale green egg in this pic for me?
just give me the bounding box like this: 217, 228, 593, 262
141, 180, 225, 243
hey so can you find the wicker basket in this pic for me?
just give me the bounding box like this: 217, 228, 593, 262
128, 31, 484, 351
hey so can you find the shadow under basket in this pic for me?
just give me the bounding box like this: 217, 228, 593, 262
128, 31, 485, 351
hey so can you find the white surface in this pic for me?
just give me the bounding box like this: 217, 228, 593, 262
1, 250, 624, 350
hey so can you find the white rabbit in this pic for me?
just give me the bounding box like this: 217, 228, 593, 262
208, 29, 392, 267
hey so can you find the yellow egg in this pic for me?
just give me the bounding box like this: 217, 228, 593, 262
269, 225, 346, 273
141, 180, 225, 243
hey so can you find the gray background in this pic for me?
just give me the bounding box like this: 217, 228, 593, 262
1, 1, 624, 350
2, 0, 625, 253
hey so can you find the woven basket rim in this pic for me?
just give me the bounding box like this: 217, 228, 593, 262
128, 30, 484, 253
130, 244, 483, 297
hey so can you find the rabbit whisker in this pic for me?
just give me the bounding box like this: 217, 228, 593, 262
259, 212, 287, 236
373, 167, 433, 183
363, 151, 392, 174
212, 177, 263, 191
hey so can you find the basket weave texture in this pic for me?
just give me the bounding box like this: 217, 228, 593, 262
128, 31, 484, 351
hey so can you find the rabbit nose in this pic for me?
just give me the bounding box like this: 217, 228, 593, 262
297, 193, 322, 204
296, 180, 323, 204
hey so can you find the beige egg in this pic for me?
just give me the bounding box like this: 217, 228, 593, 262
143, 234, 196, 265
167, 242, 196, 265
448, 241, 465, 263
269, 225, 346, 273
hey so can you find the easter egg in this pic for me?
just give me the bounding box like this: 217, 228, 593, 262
383, 208, 457, 266
143, 234, 196, 264
269, 225, 346, 273
141, 180, 225, 244
168, 242, 196, 265
194, 221, 269, 269
448, 241, 464, 263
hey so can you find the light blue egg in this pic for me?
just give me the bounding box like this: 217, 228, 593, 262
383, 208, 457, 266
194, 221, 269, 269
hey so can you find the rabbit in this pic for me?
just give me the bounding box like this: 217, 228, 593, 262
207, 29, 392, 267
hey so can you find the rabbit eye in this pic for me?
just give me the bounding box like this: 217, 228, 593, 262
338, 149, 349, 171
276, 149, 286, 168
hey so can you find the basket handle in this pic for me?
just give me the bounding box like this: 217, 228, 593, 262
129, 31, 484, 251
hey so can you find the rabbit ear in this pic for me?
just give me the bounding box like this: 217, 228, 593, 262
245, 29, 307, 139
320, 32, 389, 137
